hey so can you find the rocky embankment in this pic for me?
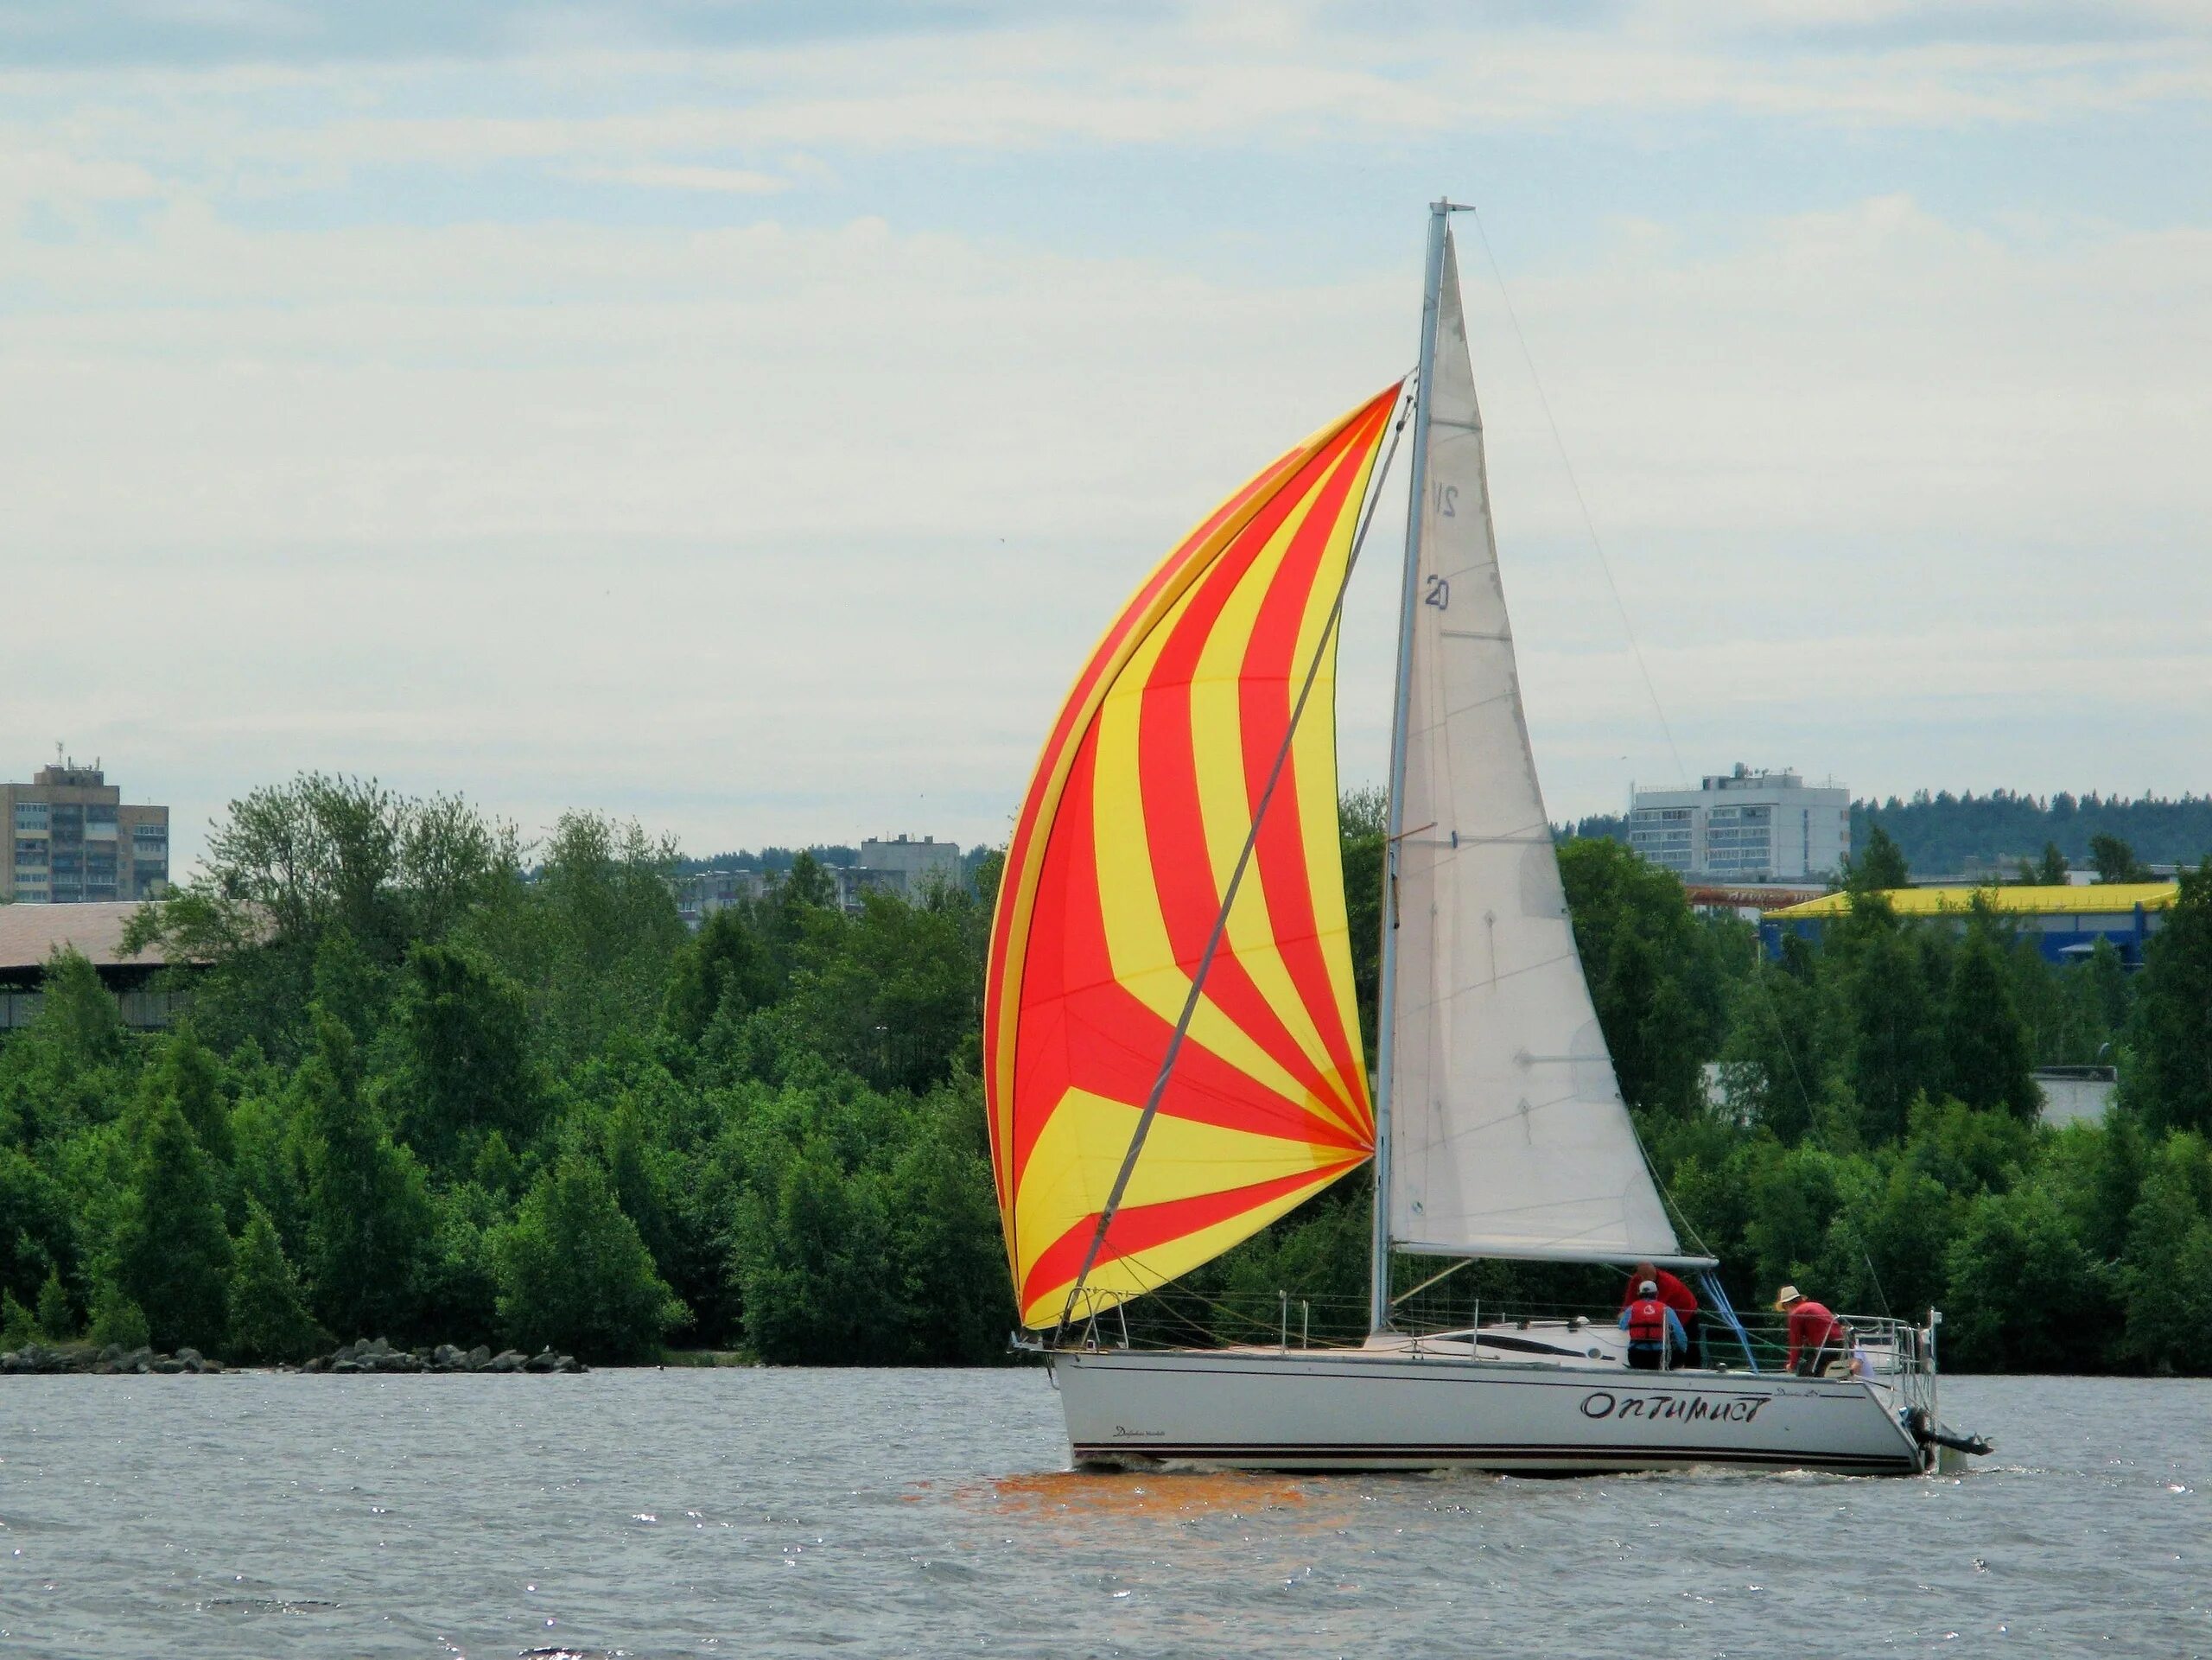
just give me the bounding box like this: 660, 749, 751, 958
303, 1337, 586, 1373
1, 1335, 587, 1375
3, 1342, 226, 1374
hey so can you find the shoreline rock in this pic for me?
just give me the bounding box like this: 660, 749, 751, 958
0, 1342, 224, 1375
298, 1337, 584, 1375
2, 1336, 584, 1375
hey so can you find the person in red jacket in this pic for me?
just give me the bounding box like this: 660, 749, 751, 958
1623, 1262, 1700, 1366
1777, 1285, 1847, 1376
1618, 1281, 1689, 1371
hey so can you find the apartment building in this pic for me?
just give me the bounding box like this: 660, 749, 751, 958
2, 758, 169, 904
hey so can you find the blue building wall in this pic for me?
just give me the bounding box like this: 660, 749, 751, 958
1760, 904, 2161, 967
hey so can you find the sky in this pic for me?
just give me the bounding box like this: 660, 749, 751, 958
5, 1, 2210, 872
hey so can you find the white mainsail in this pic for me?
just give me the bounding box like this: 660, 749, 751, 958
1381, 226, 1692, 1266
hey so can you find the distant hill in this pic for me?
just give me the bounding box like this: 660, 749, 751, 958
1855, 792, 2212, 876
676, 845, 860, 875
1560, 792, 2212, 878
675, 842, 995, 884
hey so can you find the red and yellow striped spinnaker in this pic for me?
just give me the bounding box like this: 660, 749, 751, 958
985, 385, 1397, 1329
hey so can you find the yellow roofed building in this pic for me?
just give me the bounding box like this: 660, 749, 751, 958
1760, 882, 2178, 967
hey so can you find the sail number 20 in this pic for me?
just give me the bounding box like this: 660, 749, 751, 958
1424, 575, 1449, 611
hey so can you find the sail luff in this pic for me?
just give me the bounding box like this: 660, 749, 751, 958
1382, 223, 1690, 1267
1370, 200, 1452, 1333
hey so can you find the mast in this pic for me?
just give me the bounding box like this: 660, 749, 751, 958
1370, 200, 1450, 1334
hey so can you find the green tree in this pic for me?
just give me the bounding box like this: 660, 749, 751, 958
1859, 1161, 1957, 1319
1842, 824, 1910, 893
1842, 921, 1938, 1144
2084, 937, 2132, 1045
467, 812, 685, 1068
1942, 921, 2040, 1120
226, 1201, 327, 1364
1716, 948, 1830, 1142
0, 1290, 35, 1349
880, 1091, 1016, 1363
494, 1156, 685, 1362
1942, 1186, 2110, 1371
311, 927, 391, 1048
1903, 1095, 2036, 1198
379, 943, 543, 1169
2109, 1132, 2212, 1371
1741, 1142, 1854, 1295
298, 1011, 431, 1340
663, 906, 777, 1046
111, 1097, 235, 1352
122, 776, 516, 1053
151, 1023, 234, 1167
734, 1142, 897, 1364
32, 946, 124, 1071
35, 1266, 73, 1339
416, 1181, 504, 1346
1600, 923, 1705, 1118
780, 850, 837, 911
777, 890, 986, 1094
0, 1146, 76, 1308
1558, 837, 1725, 1116
2089, 833, 2152, 885
2014, 843, 2069, 887
2134, 863, 2212, 1135
229, 1091, 311, 1260
87, 1279, 150, 1350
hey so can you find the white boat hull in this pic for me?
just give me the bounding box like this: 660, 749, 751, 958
1053, 1345, 1928, 1476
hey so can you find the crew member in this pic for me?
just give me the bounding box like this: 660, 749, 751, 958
1618, 1280, 1688, 1371
1623, 1261, 1700, 1364
1776, 1285, 1846, 1377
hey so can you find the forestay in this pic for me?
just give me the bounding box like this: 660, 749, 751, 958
1382, 229, 1694, 1266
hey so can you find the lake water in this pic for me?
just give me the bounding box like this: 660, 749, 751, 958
0, 1370, 2202, 1657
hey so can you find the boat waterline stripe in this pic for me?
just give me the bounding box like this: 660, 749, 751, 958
1071, 1442, 1919, 1472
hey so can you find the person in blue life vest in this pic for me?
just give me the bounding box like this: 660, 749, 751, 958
1618, 1279, 1688, 1371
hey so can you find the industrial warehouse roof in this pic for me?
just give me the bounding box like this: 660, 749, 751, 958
1766, 882, 2179, 920
0, 900, 168, 972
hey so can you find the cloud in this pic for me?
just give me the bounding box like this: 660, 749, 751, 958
4, 1, 2209, 862
566, 162, 791, 194
10, 2, 2212, 168
0, 0, 1042, 67
0, 148, 163, 216
6, 191, 2210, 855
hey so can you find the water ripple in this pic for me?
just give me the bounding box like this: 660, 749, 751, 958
0, 1372, 2202, 1655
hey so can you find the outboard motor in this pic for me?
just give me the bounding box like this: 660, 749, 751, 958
1908, 1406, 1993, 1464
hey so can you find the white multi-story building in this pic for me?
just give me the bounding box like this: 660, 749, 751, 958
853, 835, 963, 901
1628, 766, 1848, 883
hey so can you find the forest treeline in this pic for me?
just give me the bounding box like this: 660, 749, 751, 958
1569, 788, 2212, 877
0, 777, 1006, 1366
3, 774, 2212, 1372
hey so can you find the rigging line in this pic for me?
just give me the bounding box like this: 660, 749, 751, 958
1629, 1110, 1716, 1262
1390, 1256, 1474, 1307
1466, 207, 1688, 790
1052, 381, 1417, 1345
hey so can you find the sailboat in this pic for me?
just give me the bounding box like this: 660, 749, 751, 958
983, 202, 1958, 1476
